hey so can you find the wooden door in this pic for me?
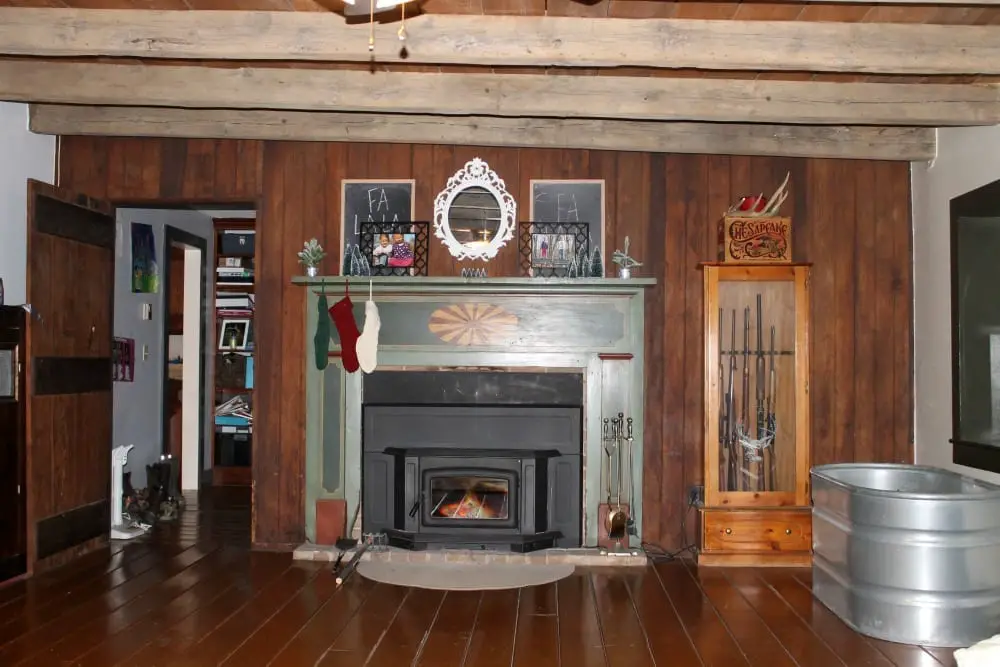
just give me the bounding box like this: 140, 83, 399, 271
0, 307, 27, 581
25, 180, 116, 572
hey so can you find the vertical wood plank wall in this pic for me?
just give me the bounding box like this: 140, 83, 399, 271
57, 137, 914, 550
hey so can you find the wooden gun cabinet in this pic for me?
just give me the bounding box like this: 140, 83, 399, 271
698, 263, 812, 567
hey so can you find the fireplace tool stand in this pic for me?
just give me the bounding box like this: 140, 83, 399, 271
599, 413, 635, 552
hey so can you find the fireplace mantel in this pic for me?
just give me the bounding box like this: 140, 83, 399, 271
295, 275, 655, 548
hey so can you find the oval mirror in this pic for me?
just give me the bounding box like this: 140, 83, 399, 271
434, 158, 516, 261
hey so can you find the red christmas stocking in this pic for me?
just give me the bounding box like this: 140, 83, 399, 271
329, 295, 360, 373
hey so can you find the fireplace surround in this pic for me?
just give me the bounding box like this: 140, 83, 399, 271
296, 277, 654, 548
362, 371, 582, 551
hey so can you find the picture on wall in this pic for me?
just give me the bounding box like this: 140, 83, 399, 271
359, 222, 430, 276
218, 318, 251, 351
341, 180, 415, 275
528, 180, 605, 277
130, 222, 160, 293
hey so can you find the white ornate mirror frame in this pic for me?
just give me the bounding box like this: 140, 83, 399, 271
433, 158, 517, 261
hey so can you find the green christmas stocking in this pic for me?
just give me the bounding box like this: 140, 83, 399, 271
314, 293, 331, 371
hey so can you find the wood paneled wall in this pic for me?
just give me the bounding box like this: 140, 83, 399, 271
57, 137, 913, 550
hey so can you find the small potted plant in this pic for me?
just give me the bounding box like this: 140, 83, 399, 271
612, 236, 642, 279
298, 238, 326, 278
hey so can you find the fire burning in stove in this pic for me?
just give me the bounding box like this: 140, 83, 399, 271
430, 476, 509, 520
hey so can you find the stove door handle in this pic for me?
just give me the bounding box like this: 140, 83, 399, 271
408, 499, 420, 518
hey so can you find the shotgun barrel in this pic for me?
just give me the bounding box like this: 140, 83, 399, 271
755, 294, 766, 491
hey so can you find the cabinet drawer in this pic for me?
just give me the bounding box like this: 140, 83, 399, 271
702, 509, 811, 553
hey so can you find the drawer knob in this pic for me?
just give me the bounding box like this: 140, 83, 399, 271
785, 528, 792, 535
725, 528, 732, 534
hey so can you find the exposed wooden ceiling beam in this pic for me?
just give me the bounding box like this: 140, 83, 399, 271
28, 105, 935, 162
0, 8, 997, 75
2, 61, 998, 126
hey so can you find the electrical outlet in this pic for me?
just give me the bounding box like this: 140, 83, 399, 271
687, 484, 704, 507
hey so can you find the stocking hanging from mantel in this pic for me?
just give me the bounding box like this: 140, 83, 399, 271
313, 291, 330, 371
357, 279, 381, 374
329, 282, 361, 373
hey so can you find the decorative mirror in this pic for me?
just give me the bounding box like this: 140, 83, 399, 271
433, 158, 517, 261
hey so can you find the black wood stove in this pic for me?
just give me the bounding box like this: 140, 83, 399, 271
361, 371, 582, 552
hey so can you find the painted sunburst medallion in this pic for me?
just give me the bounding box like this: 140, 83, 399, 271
427, 303, 519, 346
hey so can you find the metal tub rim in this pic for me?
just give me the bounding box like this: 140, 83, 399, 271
810, 463, 1000, 501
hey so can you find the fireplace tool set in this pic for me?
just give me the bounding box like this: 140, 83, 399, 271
718, 294, 780, 494
602, 412, 635, 550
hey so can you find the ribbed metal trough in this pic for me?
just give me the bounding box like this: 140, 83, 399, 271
811, 463, 1000, 648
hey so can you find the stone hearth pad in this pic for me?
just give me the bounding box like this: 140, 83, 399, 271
293, 544, 648, 567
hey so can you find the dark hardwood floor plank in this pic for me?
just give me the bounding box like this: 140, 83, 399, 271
313, 583, 410, 666
922, 647, 957, 667
556, 573, 607, 667
0, 544, 210, 664
461, 588, 520, 667
0, 486, 958, 667
18, 544, 228, 666
166, 561, 323, 666
73, 552, 251, 667
682, 562, 795, 667
512, 582, 559, 667
414, 590, 482, 667
364, 585, 445, 665
218, 559, 343, 667
591, 571, 655, 667
723, 568, 846, 667
655, 561, 751, 667
266, 575, 378, 666
759, 569, 895, 667
0, 541, 129, 611
123, 552, 293, 666
0, 542, 153, 628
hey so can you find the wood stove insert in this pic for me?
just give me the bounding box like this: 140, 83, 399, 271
361, 371, 582, 552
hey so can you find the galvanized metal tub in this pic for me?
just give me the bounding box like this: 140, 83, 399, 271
811, 463, 1000, 648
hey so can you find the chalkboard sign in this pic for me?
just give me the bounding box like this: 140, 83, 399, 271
340, 180, 415, 275
529, 180, 605, 251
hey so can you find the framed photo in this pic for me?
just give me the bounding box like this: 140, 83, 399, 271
218, 319, 251, 351
359, 221, 430, 276
518, 222, 591, 278
340, 180, 415, 276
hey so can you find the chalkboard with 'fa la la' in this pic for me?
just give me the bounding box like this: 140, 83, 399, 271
340, 180, 415, 274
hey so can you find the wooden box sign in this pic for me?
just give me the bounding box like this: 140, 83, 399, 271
719, 215, 792, 264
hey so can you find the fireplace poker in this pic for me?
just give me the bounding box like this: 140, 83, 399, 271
625, 416, 636, 535
335, 541, 370, 586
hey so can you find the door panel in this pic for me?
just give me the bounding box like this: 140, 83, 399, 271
25, 181, 115, 571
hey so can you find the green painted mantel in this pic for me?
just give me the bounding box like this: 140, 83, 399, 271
294, 276, 656, 547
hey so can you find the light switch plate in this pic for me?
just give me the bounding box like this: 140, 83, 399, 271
141, 303, 152, 320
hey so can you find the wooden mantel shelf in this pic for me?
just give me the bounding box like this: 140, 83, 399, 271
291, 275, 657, 294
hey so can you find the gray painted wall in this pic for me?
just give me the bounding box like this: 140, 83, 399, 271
114, 208, 214, 487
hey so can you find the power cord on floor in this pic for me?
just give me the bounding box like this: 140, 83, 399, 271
640, 497, 699, 563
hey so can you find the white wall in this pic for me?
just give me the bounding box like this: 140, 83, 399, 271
912, 125, 1000, 484
0, 103, 56, 304
114, 208, 215, 487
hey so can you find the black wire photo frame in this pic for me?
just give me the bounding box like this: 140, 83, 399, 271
359, 221, 430, 276
518, 222, 591, 277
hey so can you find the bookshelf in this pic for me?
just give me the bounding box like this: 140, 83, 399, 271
212, 218, 255, 486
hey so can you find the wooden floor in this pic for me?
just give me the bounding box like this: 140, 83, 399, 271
0, 488, 957, 667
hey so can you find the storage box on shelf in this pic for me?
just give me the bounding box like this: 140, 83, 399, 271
698, 262, 812, 567
212, 219, 255, 487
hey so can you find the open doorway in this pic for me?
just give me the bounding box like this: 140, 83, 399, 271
162, 227, 208, 492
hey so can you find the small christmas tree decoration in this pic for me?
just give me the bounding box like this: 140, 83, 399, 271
298, 238, 327, 277
590, 247, 604, 278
